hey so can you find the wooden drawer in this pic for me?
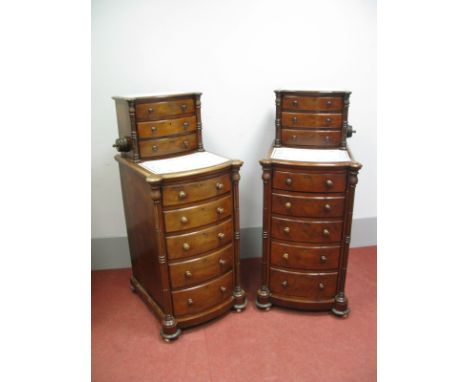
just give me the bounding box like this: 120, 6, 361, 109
271, 216, 343, 243
169, 244, 233, 289
163, 173, 231, 207
137, 116, 196, 138
272, 192, 345, 218
282, 95, 343, 111
281, 112, 342, 128
273, 171, 346, 193
166, 219, 233, 260
281, 129, 341, 148
135, 98, 195, 121
164, 195, 232, 233
139, 133, 197, 158
271, 241, 340, 270
270, 268, 338, 300
172, 271, 233, 316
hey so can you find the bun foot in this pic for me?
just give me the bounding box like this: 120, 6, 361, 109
332, 292, 350, 318
256, 288, 272, 311
233, 287, 247, 312
160, 315, 180, 343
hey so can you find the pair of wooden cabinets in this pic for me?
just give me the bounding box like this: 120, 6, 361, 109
112, 90, 361, 341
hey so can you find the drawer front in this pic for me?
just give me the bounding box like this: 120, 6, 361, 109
272, 192, 345, 218
163, 173, 232, 207
139, 133, 197, 158
273, 171, 346, 193
281, 112, 342, 128
271, 241, 340, 270
281, 129, 341, 148
135, 98, 195, 121
164, 195, 232, 233
282, 95, 343, 111
169, 244, 233, 289
270, 268, 338, 300
166, 219, 233, 260
271, 217, 343, 243
137, 116, 196, 138
172, 271, 233, 316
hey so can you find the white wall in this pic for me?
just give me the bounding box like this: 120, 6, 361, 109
92, 0, 376, 239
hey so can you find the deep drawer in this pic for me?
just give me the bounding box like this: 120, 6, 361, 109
270, 241, 340, 270
137, 116, 196, 138
272, 192, 345, 218
163, 173, 231, 207
169, 244, 233, 289
135, 98, 195, 121
281, 112, 342, 128
271, 216, 343, 243
139, 133, 197, 158
273, 171, 346, 193
282, 95, 343, 111
163, 195, 232, 233
270, 267, 338, 300
166, 218, 233, 260
172, 271, 233, 316
281, 129, 341, 148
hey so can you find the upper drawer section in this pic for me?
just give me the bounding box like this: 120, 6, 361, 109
135, 98, 195, 122
138, 133, 197, 159
282, 95, 342, 112
273, 171, 347, 193
281, 112, 342, 129
272, 192, 345, 218
137, 116, 196, 139
163, 173, 231, 207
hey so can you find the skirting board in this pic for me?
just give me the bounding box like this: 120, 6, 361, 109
92, 217, 376, 270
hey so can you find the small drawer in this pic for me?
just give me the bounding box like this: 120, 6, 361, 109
270, 268, 338, 300
271, 216, 343, 243
166, 219, 233, 260
135, 98, 195, 121
281, 112, 342, 129
273, 171, 346, 193
172, 270, 233, 316
272, 192, 345, 218
281, 129, 341, 148
139, 133, 197, 158
163, 173, 231, 207
137, 116, 196, 138
271, 241, 340, 270
169, 244, 233, 289
282, 95, 342, 111
164, 195, 232, 233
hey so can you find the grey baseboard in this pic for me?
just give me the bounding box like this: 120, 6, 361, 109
91, 217, 376, 270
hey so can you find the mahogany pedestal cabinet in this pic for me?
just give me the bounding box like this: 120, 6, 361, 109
256, 90, 362, 317
112, 92, 247, 342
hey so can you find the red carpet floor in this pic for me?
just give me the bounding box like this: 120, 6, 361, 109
92, 246, 376, 382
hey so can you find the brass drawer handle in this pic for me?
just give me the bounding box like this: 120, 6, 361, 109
151, 126, 157, 133
183, 140, 189, 148
282, 253, 289, 261
181, 104, 187, 111
178, 190, 187, 199
292, 100, 298, 107
180, 216, 188, 224
184, 270, 192, 278
283, 227, 290, 234
183, 121, 189, 129
182, 242, 190, 251
285, 177, 293, 186
282, 280, 288, 288
152, 145, 158, 152
217, 232, 225, 240
216, 182, 224, 190
147, 107, 154, 113
322, 229, 330, 237
216, 207, 224, 215
325, 117, 332, 123
319, 282, 325, 290
187, 298, 194, 306
220, 286, 227, 293
323, 204, 332, 211
325, 179, 334, 188
284, 202, 292, 209
219, 258, 226, 266
292, 116, 298, 123
320, 255, 327, 263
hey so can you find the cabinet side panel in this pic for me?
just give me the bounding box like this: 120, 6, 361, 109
118, 163, 163, 305
115, 99, 136, 160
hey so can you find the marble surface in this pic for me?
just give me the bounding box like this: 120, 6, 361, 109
271, 147, 351, 162
139, 151, 230, 174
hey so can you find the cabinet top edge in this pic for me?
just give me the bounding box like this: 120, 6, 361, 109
112, 92, 202, 101
274, 90, 351, 95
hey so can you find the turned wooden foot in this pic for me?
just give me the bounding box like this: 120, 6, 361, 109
160, 315, 181, 343
332, 292, 350, 318
233, 287, 247, 312
256, 287, 272, 311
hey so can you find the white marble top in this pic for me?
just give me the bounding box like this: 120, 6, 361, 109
113, 91, 201, 100
139, 151, 230, 175
271, 147, 351, 162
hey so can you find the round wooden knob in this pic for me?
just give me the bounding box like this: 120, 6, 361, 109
325, 179, 334, 188
325, 117, 332, 123
151, 126, 157, 133
324, 204, 332, 211
322, 229, 330, 237
178, 190, 187, 199
285, 202, 292, 209
216, 207, 224, 215
324, 136, 331, 143
292, 116, 298, 123
292, 100, 298, 106
283, 227, 290, 234
147, 107, 154, 113
217, 232, 225, 240
282, 280, 288, 288
319, 282, 325, 290
184, 270, 192, 278
326, 100, 332, 106
183, 140, 189, 148
320, 255, 327, 263
219, 258, 226, 266
282, 253, 289, 261
152, 145, 158, 152
220, 286, 227, 293
182, 242, 190, 251
216, 182, 224, 190
292, 135, 297, 141
181, 104, 187, 111
187, 298, 194, 306
183, 121, 189, 128
180, 216, 188, 224
285, 178, 293, 186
